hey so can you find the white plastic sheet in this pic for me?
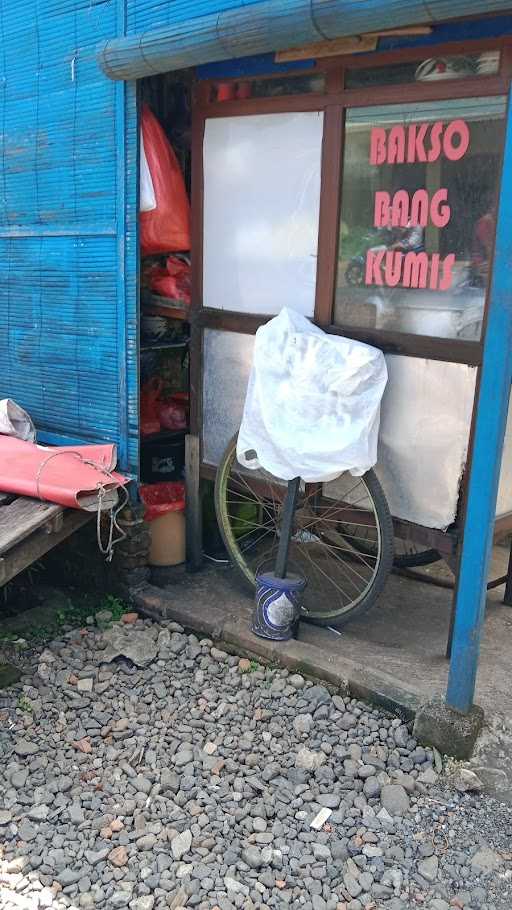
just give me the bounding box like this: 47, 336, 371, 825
237, 309, 388, 482
139, 131, 156, 212
0, 399, 36, 442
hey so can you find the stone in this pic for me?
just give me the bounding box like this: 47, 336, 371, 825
413, 699, 484, 760
122, 612, 139, 624
14, 738, 39, 756
85, 848, 110, 866
417, 767, 438, 785
77, 677, 93, 693
343, 874, 362, 898
0, 809, 12, 824
224, 876, 249, 895
289, 674, 305, 689
131, 899, 154, 910
429, 901, 450, 910
451, 768, 484, 792
295, 747, 326, 771
242, 846, 262, 869
238, 658, 252, 672
380, 784, 410, 817
294, 713, 314, 735
171, 829, 192, 860
418, 855, 439, 882
109, 846, 129, 867
470, 846, 502, 874
101, 625, 158, 668
167, 888, 188, 909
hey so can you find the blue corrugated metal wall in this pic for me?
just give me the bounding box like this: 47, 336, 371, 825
0, 0, 138, 472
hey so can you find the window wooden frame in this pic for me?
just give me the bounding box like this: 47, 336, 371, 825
188, 36, 512, 546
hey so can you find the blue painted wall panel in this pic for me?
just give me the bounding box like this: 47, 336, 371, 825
0, 0, 138, 472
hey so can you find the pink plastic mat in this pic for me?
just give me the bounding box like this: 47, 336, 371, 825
0, 438, 129, 511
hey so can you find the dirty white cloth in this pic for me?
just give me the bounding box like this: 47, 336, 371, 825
237, 308, 388, 482
0, 399, 36, 442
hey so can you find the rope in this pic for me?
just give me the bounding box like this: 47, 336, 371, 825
35, 450, 129, 562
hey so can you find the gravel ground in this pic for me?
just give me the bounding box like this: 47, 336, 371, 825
0, 614, 510, 910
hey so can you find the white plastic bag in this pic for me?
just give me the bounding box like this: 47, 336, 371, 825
237, 308, 388, 482
139, 131, 156, 212
0, 399, 36, 442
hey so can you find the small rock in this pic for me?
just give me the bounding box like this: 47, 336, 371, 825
0, 809, 12, 824
85, 848, 110, 866
418, 855, 439, 882
121, 612, 139, 624
238, 658, 252, 672
380, 784, 410, 817
452, 768, 484, 792
344, 873, 362, 898
77, 677, 93, 693
289, 674, 305, 689
417, 767, 438, 785
109, 846, 129, 867
294, 713, 313, 735
470, 846, 502, 874
171, 828, 192, 860
131, 898, 155, 910
242, 846, 262, 869
295, 747, 326, 771
14, 738, 38, 757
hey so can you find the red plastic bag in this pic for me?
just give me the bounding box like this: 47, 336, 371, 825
139, 481, 185, 521
140, 105, 191, 255
140, 378, 162, 436
151, 256, 191, 305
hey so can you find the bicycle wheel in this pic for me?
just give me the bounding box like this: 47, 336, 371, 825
214, 434, 394, 628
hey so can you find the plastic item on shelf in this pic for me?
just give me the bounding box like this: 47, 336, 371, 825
140, 104, 191, 255
140, 378, 162, 436
139, 481, 186, 566
139, 481, 185, 520
159, 395, 188, 431
150, 256, 191, 306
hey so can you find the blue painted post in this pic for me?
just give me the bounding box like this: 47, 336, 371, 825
446, 87, 512, 714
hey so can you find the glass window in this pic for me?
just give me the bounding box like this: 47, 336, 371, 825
335, 96, 506, 340
203, 112, 324, 317
210, 73, 325, 102
345, 51, 500, 89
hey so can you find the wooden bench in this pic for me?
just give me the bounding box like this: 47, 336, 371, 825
0, 493, 91, 587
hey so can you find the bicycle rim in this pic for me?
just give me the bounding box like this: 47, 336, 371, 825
215, 435, 393, 625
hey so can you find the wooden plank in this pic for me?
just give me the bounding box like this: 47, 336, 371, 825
0, 509, 91, 587
276, 35, 377, 63
0, 498, 63, 555
185, 434, 203, 573
366, 27, 433, 38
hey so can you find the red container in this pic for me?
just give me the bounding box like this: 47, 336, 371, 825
139, 481, 185, 521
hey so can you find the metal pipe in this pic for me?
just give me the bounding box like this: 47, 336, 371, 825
446, 84, 512, 714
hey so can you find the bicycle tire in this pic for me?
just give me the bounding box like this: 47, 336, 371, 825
346, 530, 441, 569
214, 433, 394, 628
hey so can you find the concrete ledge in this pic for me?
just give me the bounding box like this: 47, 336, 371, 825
413, 698, 484, 760
133, 582, 423, 721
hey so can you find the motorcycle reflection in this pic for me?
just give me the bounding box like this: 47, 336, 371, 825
344, 224, 424, 287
